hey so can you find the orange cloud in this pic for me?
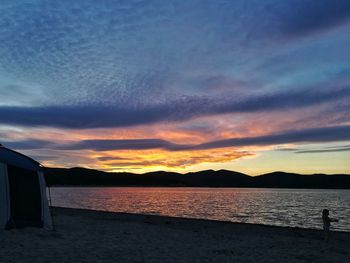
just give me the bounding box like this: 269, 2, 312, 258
90, 148, 252, 173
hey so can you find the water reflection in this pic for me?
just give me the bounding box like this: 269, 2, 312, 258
51, 187, 350, 232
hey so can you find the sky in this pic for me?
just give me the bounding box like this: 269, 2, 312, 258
0, 0, 349, 175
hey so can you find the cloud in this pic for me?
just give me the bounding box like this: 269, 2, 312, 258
29, 155, 59, 161
295, 147, 350, 154
218, 87, 350, 113
3, 139, 54, 150
0, 87, 348, 129
10, 124, 345, 152
280, 0, 350, 38
249, 0, 350, 41
1, 0, 350, 110
97, 156, 129, 161
326, 144, 350, 149
274, 148, 298, 152
0, 84, 47, 106
3, 125, 349, 170
60, 139, 187, 151
194, 125, 350, 150
98, 150, 250, 169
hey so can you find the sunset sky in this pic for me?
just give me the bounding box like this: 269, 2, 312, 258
0, 0, 349, 175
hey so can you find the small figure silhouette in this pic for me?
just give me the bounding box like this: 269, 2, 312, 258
322, 209, 338, 242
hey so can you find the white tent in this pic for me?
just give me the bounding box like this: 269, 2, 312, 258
0, 145, 52, 229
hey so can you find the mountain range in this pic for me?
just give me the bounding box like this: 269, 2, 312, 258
44, 167, 350, 189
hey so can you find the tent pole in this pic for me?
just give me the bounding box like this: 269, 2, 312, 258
47, 185, 56, 231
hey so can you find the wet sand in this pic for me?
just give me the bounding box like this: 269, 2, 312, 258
1, 207, 349, 263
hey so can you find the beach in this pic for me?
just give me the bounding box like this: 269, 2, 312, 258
1, 207, 349, 263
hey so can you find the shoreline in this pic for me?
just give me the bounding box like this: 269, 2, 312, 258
53, 206, 349, 234
49, 185, 350, 190
2, 207, 349, 262
45, 168, 350, 189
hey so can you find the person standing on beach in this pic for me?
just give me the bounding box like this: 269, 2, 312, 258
322, 209, 338, 242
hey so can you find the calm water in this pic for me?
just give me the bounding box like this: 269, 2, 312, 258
51, 187, 350, 232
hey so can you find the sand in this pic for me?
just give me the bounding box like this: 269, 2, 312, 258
1, 207, 349, 263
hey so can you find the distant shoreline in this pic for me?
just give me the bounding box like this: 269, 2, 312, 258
49, 185, 350, 190
45, 167, 350, 189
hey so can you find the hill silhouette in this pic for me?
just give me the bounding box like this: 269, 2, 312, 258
44, 167, 350, 189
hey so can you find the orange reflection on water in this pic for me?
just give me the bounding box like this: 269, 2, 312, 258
52, 187, 350, 231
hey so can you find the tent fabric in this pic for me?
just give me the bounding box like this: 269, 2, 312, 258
0, 163, 10, 227
0, 146, 52, 229
0, 147, 40, 171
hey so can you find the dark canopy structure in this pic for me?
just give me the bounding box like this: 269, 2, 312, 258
0, 145, 52, 229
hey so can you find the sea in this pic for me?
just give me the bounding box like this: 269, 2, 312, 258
50, 187, 350, 232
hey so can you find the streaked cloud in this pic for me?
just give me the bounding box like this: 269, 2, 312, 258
3, 139, 54, 150
96, 149, 251, 170
247, 0, 350, 40
295, 147, 350, 154
277, 0, 350, 38
194, 125, 350, 150
0, 87, 348, 128
4, 125, 349, 152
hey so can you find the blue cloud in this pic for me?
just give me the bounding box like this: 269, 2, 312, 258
194, 125, 350, 150
0, 87, 348, 128
279, 0, 350, 37
3, 139, 54, 150
61, 139, 185, 151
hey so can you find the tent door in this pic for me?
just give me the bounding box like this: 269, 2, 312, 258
6, 165, 43, 228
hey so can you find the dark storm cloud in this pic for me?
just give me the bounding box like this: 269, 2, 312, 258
0, 87, 348, 129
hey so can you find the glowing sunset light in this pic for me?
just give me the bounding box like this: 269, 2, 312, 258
0, 0, 349, 175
